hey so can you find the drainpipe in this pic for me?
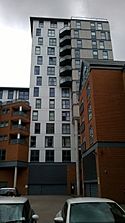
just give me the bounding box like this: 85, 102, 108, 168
74, 119, 80, 196
13, 166, 17, 188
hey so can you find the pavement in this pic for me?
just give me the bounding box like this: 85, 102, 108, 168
27, 195, 125, 223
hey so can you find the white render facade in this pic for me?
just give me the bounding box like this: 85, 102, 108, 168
28, 16, 113, 195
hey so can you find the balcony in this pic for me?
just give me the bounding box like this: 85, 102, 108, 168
60, 65, 72, 76
60, 45, 71, 57
59, 26, 71, 38
60, 76, 72, 87
60, 36, 71, 47
60, 55, 71, 66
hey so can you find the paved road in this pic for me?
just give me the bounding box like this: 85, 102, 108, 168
27, 195, 70, 223
27, 195, 125, 223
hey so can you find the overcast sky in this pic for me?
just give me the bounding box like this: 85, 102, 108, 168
0, 0, 125, 87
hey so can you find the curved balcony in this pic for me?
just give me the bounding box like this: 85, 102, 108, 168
60, 45, 71, 57
59, 26, 71, 38
60, 55, 71, 66
60, 65, 72, 76
60, 36, 71, 47
60, 76, 72, 87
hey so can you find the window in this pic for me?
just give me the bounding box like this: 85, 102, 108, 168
30, 136, 36, 147
99, 41, 104, 49
103, 51, 108, 59
49, 57, 56, 65
35, 46, 41, 55
49, 111, 55, 121
62, 99, 70, 109
62, 136, 71, 148
39, 21, 43, 28
76, 21, 81, 28
62, 88, 70, 98
48, 29, 55, 37
49, 88, 55, 97
30, 150, 39, 162
49, 38, 56, 46
8, 90, 13, 99
93, 50, 98, 59
77, 40, 82, 48
90, 22, 95, 29
48, 47, 55, 55
48, 77, 56, 86
64, 21, 68, 27
45, 136, 54, 147
34, 66, 40, 75
89, 126, 94, 144
50, 21, 57, 28
45, 150, 54, 162
92, 40, 97, 49
62, 150, 71, 162
91, 31, 96, 39
19, 90, 29, 100
0, 149, 6, 161
46, 123, 54, 134
62, 124, 70, 134
49, 99, 55, 109
86, 83, 91, 98
34, 123, 40, 134
39, 22, 43, 28
74, 30, 79, 38
101, 31, 106, 40
62, 111, 70, 121
36, 76, 42, 86
88, 103, 92, 121
32, 110, 38, 121
97, 23, 103, 30
35, 98, 41, 109
0, 90, 3, 99
37, 56, 43, 65
47, 67, 55, 75
75, 49, 80, 58
33, 87, 39, 97
75, 60, 80, 68
36, 28, 41, 36
38, 37, 43, 45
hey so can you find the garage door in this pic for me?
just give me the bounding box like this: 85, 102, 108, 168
28, 184, 67, 195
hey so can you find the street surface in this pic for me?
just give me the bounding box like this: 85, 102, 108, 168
27, 195, 125, 223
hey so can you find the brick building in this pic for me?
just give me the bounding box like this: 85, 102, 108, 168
79, 60, 125, 203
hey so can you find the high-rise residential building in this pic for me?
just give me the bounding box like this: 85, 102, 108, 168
79, 59, 125, 203
29, 16, 113, 195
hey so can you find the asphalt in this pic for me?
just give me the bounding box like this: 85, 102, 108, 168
27, 195, 125, 223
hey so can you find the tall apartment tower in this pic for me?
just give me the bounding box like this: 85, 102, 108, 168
29, 16, 113, 195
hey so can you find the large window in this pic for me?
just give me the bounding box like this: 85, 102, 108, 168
97, 23, 103, 30
30, 136, 36, 148
49, 111, 55, 121
91, 31, 96, 39
93, 50, 98, 59
62, 150, 71, 162
48, 29, 55, 37
75, 60, 80, 68
62, 111, 70, 121
0, 90, 3, 99
36, 28, 41, 36
38, 37, 43, 45
45, 150, 54, 162
92, 40, 97, 49
49, 38, 56, 46
99, 41, 104, 49
77, 40, 82, 48
32, 110, 38, 121
62, 124, 70, 134
19, 90, 29, 100
37, 56, 43, 65
45, 136, 54, 147
35, 46, 41, 55
48, 47, 55, 55
48, 77, 56, 86
74, 30, 79, 38
49, 88, 55, 97
89, 125, 94, 144
62, 136, 71, 148
33, 87, 39, 97
103, 51, 108, 59
88, 103, 92, 121
30, 150, 39, 162
35, 98, 41, 109
50, 21, 57, 28
75, 49, 80, 58
76, 21, 81, 28
0, 149, 6, 161
101, 31, 106, 40
49, 99, 55, 109
36, 76, 42, 86
34, 66, 40, 75
49, 57, 56, 65
34, 123, 40, 134
47, 67, 55, 75
62, 88, 70, 98
39, 21, 44, 28
8, 90, 13, 99
46, 123, 54, 134
62, 99, 70, 109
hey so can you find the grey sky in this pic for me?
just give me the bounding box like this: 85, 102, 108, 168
0, 0, 125, 87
